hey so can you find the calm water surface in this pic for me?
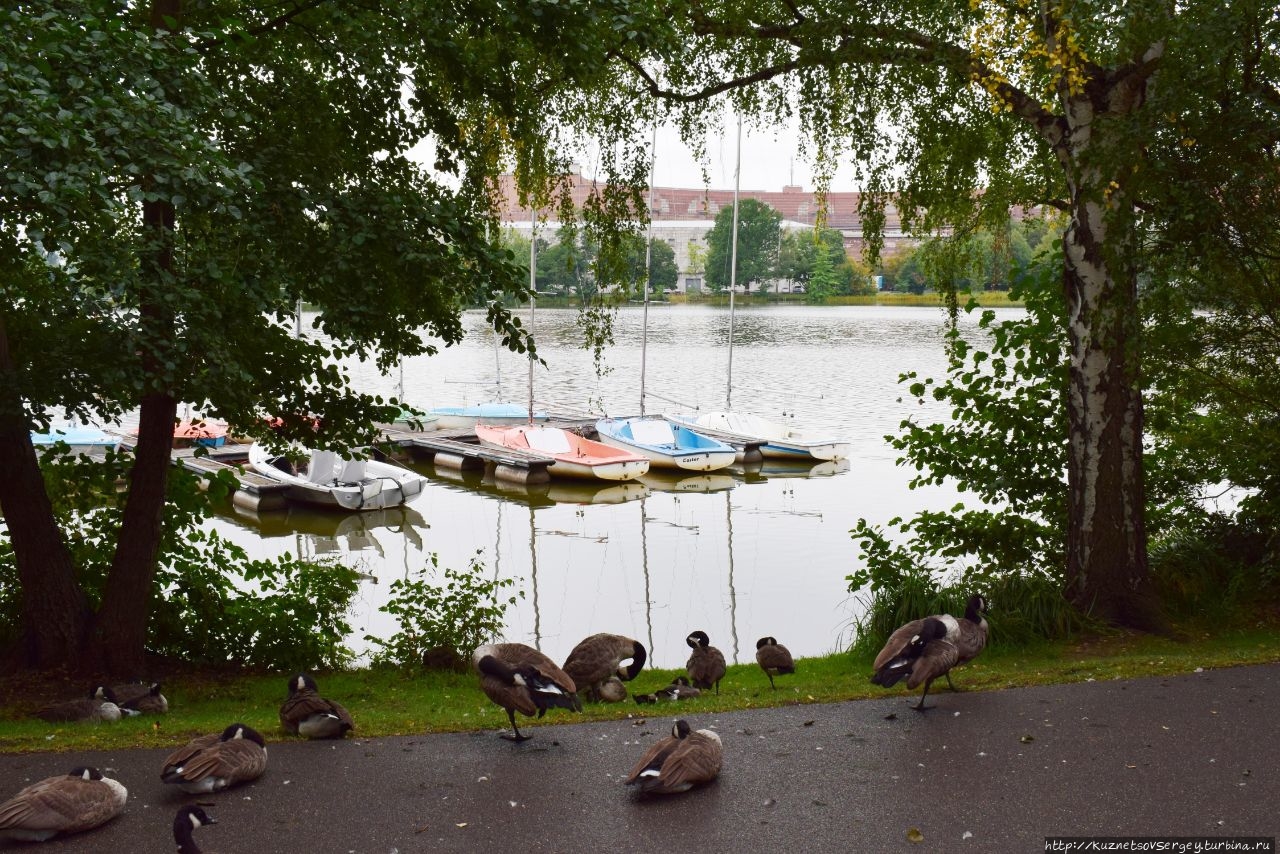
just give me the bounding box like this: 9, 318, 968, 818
208, 305, 1021, 669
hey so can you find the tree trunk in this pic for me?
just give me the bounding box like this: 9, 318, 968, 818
1061, 185, 1163, 630
0, 313, 90, 667
91, 391, 176, 674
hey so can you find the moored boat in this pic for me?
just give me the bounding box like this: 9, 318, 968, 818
248, 443, 427, 511
428, 402, 548, 430
666, 411, 850, 462
475, 424, 649, 482
594, 417, 736, 472
30, 423, 122, 459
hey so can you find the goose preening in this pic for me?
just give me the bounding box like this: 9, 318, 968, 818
34, 686, 124, 723
160, 723, 268, 793
474, 643, 581, 742
870, 617, 958, 710
685, 630, 727, 694
279, 674, 355, 739
173, 804, 217, 854
115, 682, 168, 715
0, 767, 127, 842
625, 719, 723, 795
562, 633, 647, 702
755, 636, 796, 690
871, 594, 989, 704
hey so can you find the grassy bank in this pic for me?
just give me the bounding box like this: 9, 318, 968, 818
2, 623, 1277, 755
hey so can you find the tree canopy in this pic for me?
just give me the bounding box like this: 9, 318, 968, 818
0, 0, 661, 672
704, 198, 782, 291
583, 0, 1280, 627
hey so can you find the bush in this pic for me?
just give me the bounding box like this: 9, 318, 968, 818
365, 550, 521, 670
0, 449, 360, 671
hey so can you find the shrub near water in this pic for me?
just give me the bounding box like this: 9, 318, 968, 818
366, 551, 521, 670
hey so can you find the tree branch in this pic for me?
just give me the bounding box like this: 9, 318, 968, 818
195, 0, 333, 53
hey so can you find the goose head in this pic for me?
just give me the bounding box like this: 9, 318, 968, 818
67, 766, 103, 781
685, 631, 710, 650
618, 640, 648, 681
671, 719, 692, 740
173, 805, 217, 854
964, 594, 989, 622
219, 722, 266, 748
755, 636, 778, 650
288, 673, 319, 695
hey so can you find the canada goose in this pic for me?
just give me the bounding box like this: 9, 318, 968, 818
160, 723, 268, 793
34, 686, 123, 723
0, 767, 127, 842
755, 636, 796, 690
173, 805, 217, 854
597, 676, 628, 703
871, 617, 959, 710
685, 630, 727, 694
279, 674, 355, 739
625, 719, 723, 795
562, 633, 647, 702
655, 676, 701, 701
115, 682, 168, 715
872, 594, 989, 693
473, 643, 581, 741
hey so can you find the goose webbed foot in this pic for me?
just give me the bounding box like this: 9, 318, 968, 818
502, 711, 532, 742
945, 673, 957, 692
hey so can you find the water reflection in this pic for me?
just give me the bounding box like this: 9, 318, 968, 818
206, 305, 997, 667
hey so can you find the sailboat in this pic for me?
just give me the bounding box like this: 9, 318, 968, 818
428, 307, 548, 429
475, 219, 651, 483
665, 117, 851, 463
593, 122, 737, 473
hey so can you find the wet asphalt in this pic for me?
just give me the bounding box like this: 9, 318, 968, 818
0, 663, 1276, 853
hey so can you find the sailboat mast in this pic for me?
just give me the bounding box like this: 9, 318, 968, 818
640, 119, 657, 417
528, 215, 537, 424
727, 114, 743, 411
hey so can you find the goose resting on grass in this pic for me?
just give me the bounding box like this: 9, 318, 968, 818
279, 674, 355, 739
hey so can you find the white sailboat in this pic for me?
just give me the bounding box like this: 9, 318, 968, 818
666, 115, 851, 463
593, 121, 736, 473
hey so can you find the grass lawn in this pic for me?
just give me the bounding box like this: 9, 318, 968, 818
2, 622, 1277, 754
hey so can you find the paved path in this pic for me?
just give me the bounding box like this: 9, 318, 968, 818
1, 664, 1277, 852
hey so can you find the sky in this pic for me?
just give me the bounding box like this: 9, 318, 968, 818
604, 118, 864, 195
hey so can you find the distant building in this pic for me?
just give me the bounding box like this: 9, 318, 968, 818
496, 171, 916, 293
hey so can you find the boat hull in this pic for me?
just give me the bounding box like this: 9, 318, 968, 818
666, 412, 850, 462
428, 402, 548, 431
594, 418, 737, 472
475, 424, 650, 482
249, 443, 427, 511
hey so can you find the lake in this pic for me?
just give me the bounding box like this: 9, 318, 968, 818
208, 304, 1020, 669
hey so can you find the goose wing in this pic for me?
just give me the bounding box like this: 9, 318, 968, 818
872, 619, 926, 671
490, 643, 577, 694
756, 644, 795, 673
173, 738, 266, 787
280, 691, 353, 732
686, 647, 727, 688
0, 777, 122, 835
647, 732, 722, 792
624, 735, 680, 785
906, 640, 961, 689
562, 634, 618, 687
161, 732, 220, 776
